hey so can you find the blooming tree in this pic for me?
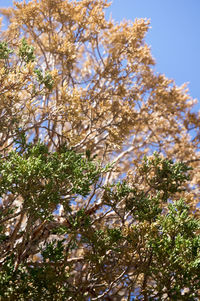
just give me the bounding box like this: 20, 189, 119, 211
0, 0, 199, 299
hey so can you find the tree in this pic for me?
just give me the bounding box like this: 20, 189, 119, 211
0, 0, 199, 299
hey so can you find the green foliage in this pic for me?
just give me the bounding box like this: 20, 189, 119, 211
141, 152, 191, 201
0, 151, 199, 300
18, 38, 35, 63
41, 239, 65, 263
105, 153, 192, 223
34, 68, 54, 90
0, 41, 13, 59
69, 209, 91, 229
0, 137, 102, 220
145, 199, 200, 299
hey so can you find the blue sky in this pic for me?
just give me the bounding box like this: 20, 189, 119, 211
1, 0, 199, 109
107, 0, 200, 110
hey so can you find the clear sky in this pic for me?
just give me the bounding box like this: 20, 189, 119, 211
106, 0, 200, 110
0, 0, 199, 110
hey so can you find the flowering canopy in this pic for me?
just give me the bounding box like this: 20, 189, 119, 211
0, 0, 199, 299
